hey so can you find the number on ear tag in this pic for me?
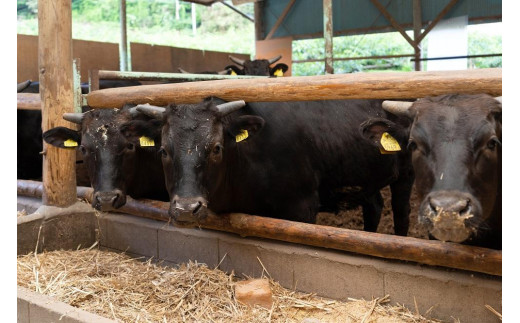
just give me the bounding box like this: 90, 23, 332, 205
380, 132, 401, 154
236, 130, 249, 142
63, 139, 78, 147
139, 136, 155, 147
273, 69, 284, 77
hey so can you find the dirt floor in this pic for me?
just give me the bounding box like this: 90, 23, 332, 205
317, 185, 430, 239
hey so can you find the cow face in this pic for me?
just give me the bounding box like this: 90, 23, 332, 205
227, 55, 289, 76
43, 105, 161, 211
380, 95, 502, 245
132, 98, 262, 224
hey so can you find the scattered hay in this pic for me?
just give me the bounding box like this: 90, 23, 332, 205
18, 248, 449, 322
17, 210, 27, 217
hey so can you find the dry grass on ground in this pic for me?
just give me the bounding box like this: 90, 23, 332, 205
17, 247, 452, 322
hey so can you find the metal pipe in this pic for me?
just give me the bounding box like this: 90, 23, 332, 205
119, 0, 128, 72
323, 0, 333, 74
17, 179, 502, 276
219, 1, 254, 22
97, 70, 266, 82
411, 53, 502, 61
293, 54, 415, 64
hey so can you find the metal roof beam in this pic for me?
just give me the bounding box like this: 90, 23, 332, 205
370, 0, 419, 51
415, 0, 460, 44
219, 1, 254, 22
265, 0, 296, 40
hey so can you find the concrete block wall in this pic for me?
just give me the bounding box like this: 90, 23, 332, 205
98, 212, 502, 323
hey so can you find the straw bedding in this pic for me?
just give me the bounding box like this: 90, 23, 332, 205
17, 246, 454, 323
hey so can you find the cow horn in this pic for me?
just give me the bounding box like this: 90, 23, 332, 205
229, 55, 245, 66
494, 96, 502, 104
382, 100, 415, 119
135, 103, 166, 119
268, 55, 282, 64
63, 112, 85, 124
218, 68, 231, 75
17, 80, 31, 92
178, 67, 190, 74
216, 100, 246, 116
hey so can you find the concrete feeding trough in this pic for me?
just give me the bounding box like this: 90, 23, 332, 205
17, 193, 501, 323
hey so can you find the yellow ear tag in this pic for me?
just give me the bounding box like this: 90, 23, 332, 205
63, 139, 78, 147
273, 69, 284, 77
230, 70, 237, 76
139, 136, 155, 147
235, 130, 249, 142
379, 132, 401, 154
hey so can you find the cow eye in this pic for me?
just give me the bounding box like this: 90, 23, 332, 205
407, 140, 417, 151
79, 145, 87, 155
487, 137, 500, 150
158, 147, 167, 157
126, 143, 135, 151
213, 144, 222, 155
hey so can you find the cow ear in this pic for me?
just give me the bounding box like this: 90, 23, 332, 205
43, 127, 81, 149
227, 116, 265, 143
360, 118, 405, 148
270, 63, 288, 76
120, 119, 162, 145
224, 65, 244, 75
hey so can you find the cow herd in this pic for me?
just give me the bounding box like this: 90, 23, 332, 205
18, 62, 502, 250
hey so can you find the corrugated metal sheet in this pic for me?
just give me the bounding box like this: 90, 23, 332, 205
262, 0, 501, 40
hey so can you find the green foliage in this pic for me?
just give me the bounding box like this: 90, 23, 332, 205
293, 32, 414, 75
17, 0, 500, 72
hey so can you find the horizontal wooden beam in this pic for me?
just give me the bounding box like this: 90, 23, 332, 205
17, 93, 41, 110
17, 180, 502, 276
86, 68, 502, 108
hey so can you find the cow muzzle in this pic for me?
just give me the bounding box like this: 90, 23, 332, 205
169, 196, 208, 224
93, 190, 126, 212
419, 191, 479, 243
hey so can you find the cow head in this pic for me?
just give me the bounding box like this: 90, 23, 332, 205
226, 55, 289, 76
378, 94, 502, 245
132, 98, 263, 224
42, 105, 161, 211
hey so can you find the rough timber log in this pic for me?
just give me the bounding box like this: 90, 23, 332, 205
17, 180, 501, 276
86, 68, 502, 108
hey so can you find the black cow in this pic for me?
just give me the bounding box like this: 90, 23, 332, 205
362, 94, 501, 249
17, 79, 142, 182
177, 55, 288, 77
42, 105, 169, 211
130, 97, 414, 235
225, 55, 289, 76
177, 67, 232, 75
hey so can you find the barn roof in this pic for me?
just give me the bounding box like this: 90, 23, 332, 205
187, 0, 501, 40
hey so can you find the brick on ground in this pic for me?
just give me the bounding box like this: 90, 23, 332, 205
235, 278, 273, 309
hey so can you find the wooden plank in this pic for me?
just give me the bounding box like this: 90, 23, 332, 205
17, 93, 41, 110
38, 0, 77, 207
86, 68, 502, 108
16, 179, 502, 276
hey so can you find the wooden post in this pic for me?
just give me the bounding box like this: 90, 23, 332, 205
323, 0, 334, 74
254, 0, 264, 41
413, 0, 422, 71
38, 0, 76, 207
119, 0, 128, 72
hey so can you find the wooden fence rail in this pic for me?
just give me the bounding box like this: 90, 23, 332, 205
86, 68, 502, 108
17, 179, 502, 276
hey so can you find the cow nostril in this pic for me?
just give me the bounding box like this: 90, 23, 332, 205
460, 199, 471, 215
192, 201, 202, 214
